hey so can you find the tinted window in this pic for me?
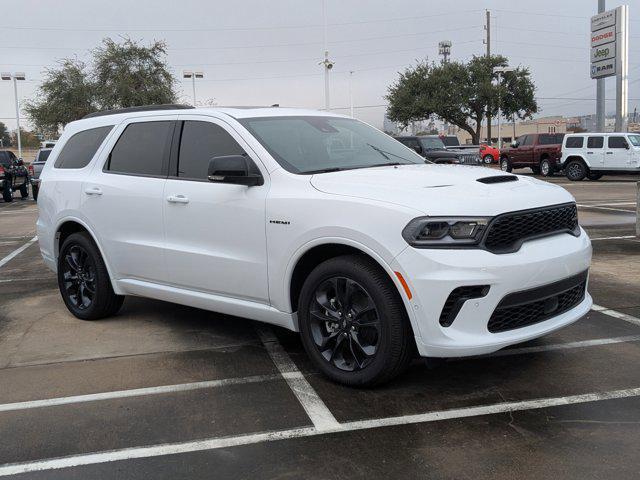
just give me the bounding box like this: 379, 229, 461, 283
419, 137, 446, 150
587, 136, 604, 148
539, 134, 565, 145
36, 150, 52, 163
441, 136, 460, 147
521, 135, 533, 146
0, 152, 10, 166
55, 126, 113, 169
608, 136, 628, 149
565, 137, 584, 148
177, 121, 246, 180
107, 121, 173, 176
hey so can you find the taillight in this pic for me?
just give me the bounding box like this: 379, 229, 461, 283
0, 165, 4, 175
28, 165, 34, 175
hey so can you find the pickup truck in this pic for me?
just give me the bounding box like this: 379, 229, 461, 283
393, 135, 481, 165
499, 133, 565, 176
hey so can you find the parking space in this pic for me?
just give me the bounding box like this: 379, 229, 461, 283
1, 176, 640, 479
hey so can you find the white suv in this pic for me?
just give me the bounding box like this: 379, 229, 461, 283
562, 132, 640, 181
37, 106, 592, 386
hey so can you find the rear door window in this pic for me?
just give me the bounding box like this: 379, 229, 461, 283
565, 137, 584, 148
539, 134, 564, 145
587, 136, 604, 149
54, 126, 113, 169
177, 121, 246, 180
106, 121, 173, 177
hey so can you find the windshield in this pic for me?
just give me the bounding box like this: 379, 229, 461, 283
419, 137, 446, 150
628, 135, 640, 147
239, 116, 424, 174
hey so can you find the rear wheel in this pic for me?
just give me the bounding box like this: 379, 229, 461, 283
540, 158, 554, 177
482, 155, 493, 164
500, 157, 512, 173
298, 255, 413, 387
58, 232, 124, 320
565, 160, 587, 181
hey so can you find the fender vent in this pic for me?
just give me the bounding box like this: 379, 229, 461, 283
477, 175, 518, 184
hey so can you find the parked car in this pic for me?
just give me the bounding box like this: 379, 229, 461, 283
499, 133, 565, 176
479, 143, 500, 164
29, 148, 53, 201
0, 150, 29, 202
37, 105, 592, 387
394, 135, 480, 165
562, 132, 640, 181
441, 135, 479, 151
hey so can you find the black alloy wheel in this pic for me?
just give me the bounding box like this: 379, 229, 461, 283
309, 276, 380, 372
565, 160, 586, 181
61, 244, 97, 311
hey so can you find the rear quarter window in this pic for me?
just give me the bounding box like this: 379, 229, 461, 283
54, 126, 114, 169
565, 137, 584, 148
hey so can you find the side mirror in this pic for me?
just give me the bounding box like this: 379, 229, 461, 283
207, 155, 263, 187
413, 145, 423, 154
511, 141, 519, 148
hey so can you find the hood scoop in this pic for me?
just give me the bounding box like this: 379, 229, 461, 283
476, 175, 518, 184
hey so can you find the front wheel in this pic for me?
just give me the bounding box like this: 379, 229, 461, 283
483, 155, 493, 164
298, 255, 413, 387
565, 160, 587, 181
500, 158, 512, 173
58, 232, 124, 320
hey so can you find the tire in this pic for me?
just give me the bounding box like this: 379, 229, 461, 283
2, 183, 12, 203
482, 155, 493, 164
540, 159, 554, 177
588, 172, 603, 181
32, 184, 39, 202
500, 157, 512, 173
565, 160, 587, 181
58, 232, 124, 320
298, 254, 413, 387
19, 182, 28, 199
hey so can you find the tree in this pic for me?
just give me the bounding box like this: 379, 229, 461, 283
93, 38, 176, 109
25, 38, 177, 134
0, 122, 11, 147
386, 55, 537, 144
13, 128, 41, 149
24, 59, 96, 136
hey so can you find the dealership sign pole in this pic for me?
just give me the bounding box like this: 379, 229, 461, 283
590, 5, 629, 132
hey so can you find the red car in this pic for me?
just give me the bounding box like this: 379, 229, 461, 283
479, 144, 499, 164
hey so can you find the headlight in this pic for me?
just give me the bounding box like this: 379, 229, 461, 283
402, 217, 491, 247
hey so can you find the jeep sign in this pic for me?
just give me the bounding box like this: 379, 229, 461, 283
591, 43, 615, 63
591, 59, 616, 79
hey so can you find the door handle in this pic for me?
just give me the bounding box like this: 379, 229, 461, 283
606, 152, 613, 154
166, 194, 189, 204
586, 152, 594, 154
84, 187, 103, 196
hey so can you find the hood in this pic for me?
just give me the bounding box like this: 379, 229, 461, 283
310, 164, 574, 216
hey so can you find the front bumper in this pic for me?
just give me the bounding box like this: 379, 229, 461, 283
392, 228, 592, 357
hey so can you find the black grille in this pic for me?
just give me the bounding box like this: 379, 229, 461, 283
483, 203, 579, 254
440, 285, 490, 327
488, 271, 588, 333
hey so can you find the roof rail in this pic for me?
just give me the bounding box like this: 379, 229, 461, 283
83, 104, 195, 119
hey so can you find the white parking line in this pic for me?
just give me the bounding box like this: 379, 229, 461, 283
492, 334, 640, 357
0, 236, 37, 269
577, 204, 635, 213
256, 326, 340, 432
590, 235, 637, 241
1, 387, 639, 476
592, 304, 640, 328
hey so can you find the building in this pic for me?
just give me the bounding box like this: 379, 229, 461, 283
456, 116, 568, 145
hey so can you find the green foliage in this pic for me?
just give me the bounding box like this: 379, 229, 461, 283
25, 38, 177, 135
14, 128, 41, 148
0, 122, 11, 147
386, 55, 538, 144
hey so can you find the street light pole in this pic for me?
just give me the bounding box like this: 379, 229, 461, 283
1, 72, 25, 158
183, 71, 204, 106
348, 71, 354, 118
492, 66, 515, 149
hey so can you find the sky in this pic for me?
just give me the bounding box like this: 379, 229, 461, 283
1, 0, 639, 130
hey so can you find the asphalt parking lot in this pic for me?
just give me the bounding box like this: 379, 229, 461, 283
1, 173, 639, 479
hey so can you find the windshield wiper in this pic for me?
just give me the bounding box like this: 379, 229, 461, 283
367, 144, 415, 163
304, 167, 348, 174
